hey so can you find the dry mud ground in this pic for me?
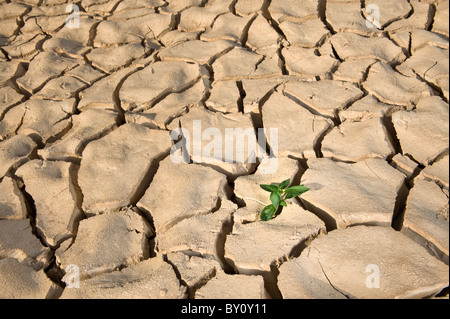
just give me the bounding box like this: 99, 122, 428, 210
0, 0, 449, 299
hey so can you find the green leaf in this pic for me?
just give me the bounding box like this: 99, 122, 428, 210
261, 205, 277, 221
284, 185, 310, 199
260, 184, 279, 193
280, 200, 287, 207
279, 179, 291, 190
270, 191, 281, 208
286, 185, 310, 193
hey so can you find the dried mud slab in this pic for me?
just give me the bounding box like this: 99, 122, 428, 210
278, 226, 449, 299
93, 13, 173, 47
212, 47, 263, 81
65, 64, 105, 86
86, 43, 147, 74
178, 6, 219, 32
339, 95, 399, 122
364, 62, 433, 107
138, 157, 229, 234
15, 160, 83, 248
21, 13, 68, 37
16, 52, 79, 94
0, 177, 28, 220
0, 258, 56, 299
1, 104, 26, 138
300, 158, 406, 229
120, 61, 201, 111
0, 134, 37, 179
0, 19, 21, 46
0, 104, 27, 140
17, 99, 74, 145
268, 0, 319, 23
0, 86, 24, 120
246, 15, 280, 51
402, 178, 449, 263
39, 109, 119, 162
241, 77, 286, 114
432, 0, 450, 37
156, 200, 236, 272
166, 252, 221, 297
262, 92, 333, 158
397, 46, 449, 88
60, 256, 186, 299
160, 30, 201, 47
284, 80, 364, 119
321, 117, 396, 162
78, 65, 138, 111
161, 0, 203, 14
249, 48, 283, 78
127, 80, 205, 129
56, 208, 153, 280
79, 124, 172, 214
391, 154, 420, 181
329, 33, 405, 64
410, 30, 449, 54
205, 80, 240, 113
333, 58, 378, 84
0, 3, 29, 21
437, 76, 449, 102
167, 106, 260, 177
201, 12, 255, 43
392, 96, 449, 166
326, 0, 380, 36
282, 47, 339, 79
114, 0, 166, 13
420, 155, 449, 189
159, 40, 235, 65
225, 204, 326, 274
33, 76, 87, 101
280, 19, 329, 48
386, 0, 434, 31
42, 17, 97, 58
3, 33, 46, 60
195, 271, 269, 299
235, 0, 265, 16
26, 3, 75, 17
362, 0, 412, 29
0, 61, 25, 88
0, 219, 52, 269
81, 0, 121, 15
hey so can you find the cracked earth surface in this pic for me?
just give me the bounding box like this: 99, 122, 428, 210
0, 0, 449, 299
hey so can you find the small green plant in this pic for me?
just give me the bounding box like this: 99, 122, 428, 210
259, 179, 310, 221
